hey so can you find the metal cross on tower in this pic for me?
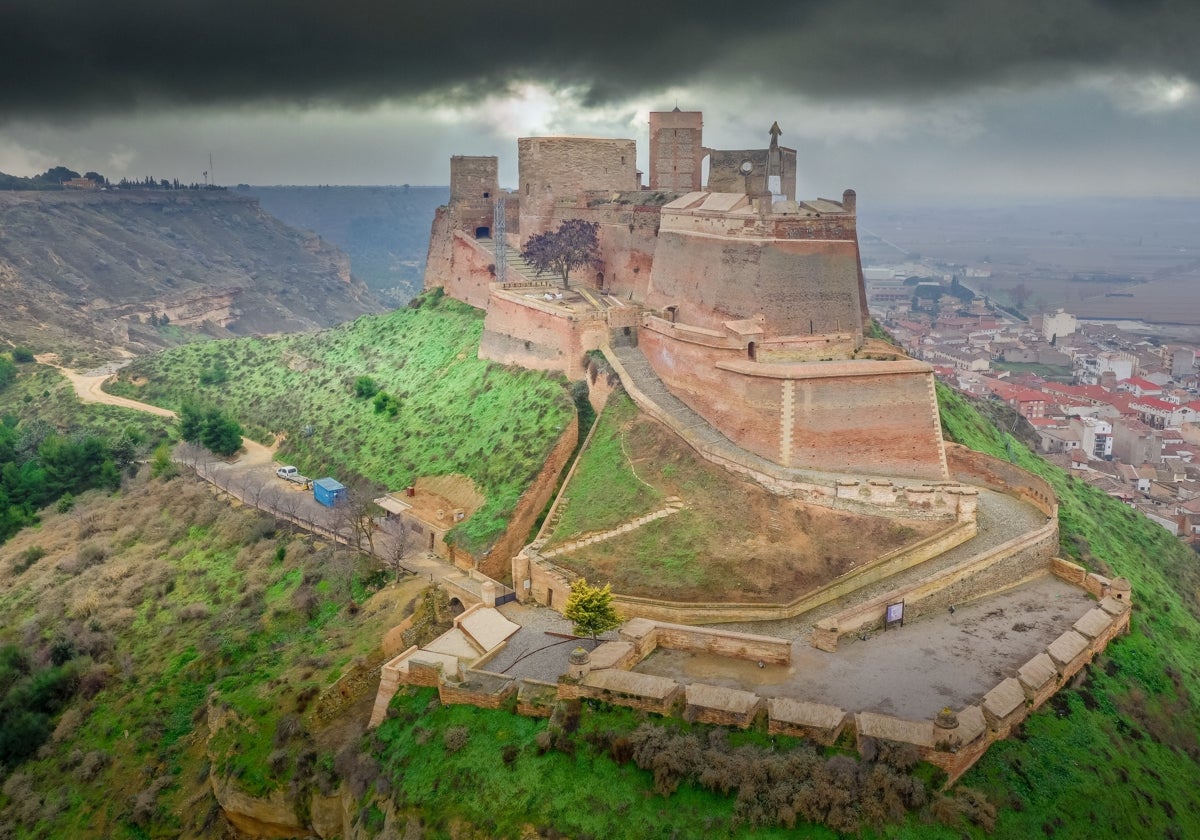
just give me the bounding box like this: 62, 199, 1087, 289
492, 196, 507, 283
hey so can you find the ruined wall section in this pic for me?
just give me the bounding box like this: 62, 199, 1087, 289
517, 137, 639, 239
707, 147, 797, 199
646, 229, 864, 340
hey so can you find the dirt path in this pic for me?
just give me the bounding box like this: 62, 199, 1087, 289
39, 355, 277, 465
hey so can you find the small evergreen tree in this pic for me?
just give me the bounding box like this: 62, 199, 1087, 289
563, 578, 622, 644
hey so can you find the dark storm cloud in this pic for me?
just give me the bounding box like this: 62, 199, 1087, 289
3, 0, 1197, 118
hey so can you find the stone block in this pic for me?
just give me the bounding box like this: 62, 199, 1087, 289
768, 698, 847, 744
1017, 653, 1058, 704
1072, 608, 1115, 641
1099, 595, 1130, 617
590, 641, 637, 671
856, 712, 935, 749
982, 678, 1026, 727
684, 683, 763, 728
1047, 630, 1091, 676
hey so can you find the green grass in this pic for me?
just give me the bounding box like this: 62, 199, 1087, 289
990, 361, 1074, 380
105, 293, 574, 554
374, 688, 821, 840
546, 393, 662, 543
0, 364, 173, 445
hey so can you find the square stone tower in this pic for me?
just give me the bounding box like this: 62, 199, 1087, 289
649, 109, 704, 191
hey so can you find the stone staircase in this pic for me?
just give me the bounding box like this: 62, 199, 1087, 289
541, 497, 685, 559
474, 237, 556, 286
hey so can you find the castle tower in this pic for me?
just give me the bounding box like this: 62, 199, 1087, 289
449, 156, 499, 238
649, 108, 704, 191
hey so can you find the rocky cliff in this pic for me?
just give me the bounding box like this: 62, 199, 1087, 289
0, 189, 383, 361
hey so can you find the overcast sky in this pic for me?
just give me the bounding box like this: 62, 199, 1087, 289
2, 0, 1197, 201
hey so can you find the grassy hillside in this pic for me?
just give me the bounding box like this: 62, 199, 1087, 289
106, 293, 574, 554
0, 475, 426, 838
4, 357, 1200, 837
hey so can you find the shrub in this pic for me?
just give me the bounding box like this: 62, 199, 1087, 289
12, 545, 45, 574
11, 347, 34, 363
443, 725, 471, 754
353, 376, 379, 399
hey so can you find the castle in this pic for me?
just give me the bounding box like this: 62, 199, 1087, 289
424, 109, 947, 482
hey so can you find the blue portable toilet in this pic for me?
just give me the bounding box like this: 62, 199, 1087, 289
313, 477, 346, 507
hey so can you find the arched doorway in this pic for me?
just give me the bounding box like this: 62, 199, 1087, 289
747, 341, 757, 361
595, 271, 605, 290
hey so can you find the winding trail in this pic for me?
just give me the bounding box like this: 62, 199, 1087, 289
41, 356, 276, 466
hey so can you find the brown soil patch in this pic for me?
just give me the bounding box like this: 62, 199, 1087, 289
555, 412, 942, 603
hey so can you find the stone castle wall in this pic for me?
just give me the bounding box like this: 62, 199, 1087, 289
645, 231, 863, 337
638, 324, 947, 480
479, 290, 607, 379
518, 137, 639, 238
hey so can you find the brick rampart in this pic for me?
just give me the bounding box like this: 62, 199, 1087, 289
944, 443, 1058, 517
480, 290, 607, 379
645, 230, 863, 337
638, 326, 947, 480
437, 671, 517, 709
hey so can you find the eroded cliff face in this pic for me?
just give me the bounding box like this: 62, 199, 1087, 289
0, 190, 382, 361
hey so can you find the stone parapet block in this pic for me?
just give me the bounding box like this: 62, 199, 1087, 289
684, 683, 763, 728
982, 678, 1026, 729
1017, 653, 1059, 707
767, 698, 847, 745
1047, 630, 1091, 677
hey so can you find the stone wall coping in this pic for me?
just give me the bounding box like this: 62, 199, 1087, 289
459, 607, 521, 652
621, 618, 658, 639
955, 705, 987, 745
407, 649, 462, 673
590, 641, 635, 670
1017, 653, 1059, 691
715, 358, 931, 380
583, 669, 679, 700
1099, 595, 1131, 616
1047, 630, 1091, 667
768, 698, 847, 731
649, 620, 793, 648
982, 678, 1026, 719
424, 627, 482, 660
1072, 607, 1116, 640
856, 712, 935, 748
685, 682, 762, 714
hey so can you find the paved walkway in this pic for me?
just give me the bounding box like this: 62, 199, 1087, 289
634, 574, 1094, 718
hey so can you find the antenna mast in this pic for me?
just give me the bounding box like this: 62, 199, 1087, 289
493, 196, 507, 283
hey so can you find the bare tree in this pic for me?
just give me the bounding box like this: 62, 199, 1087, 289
384, 527, 415, 582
